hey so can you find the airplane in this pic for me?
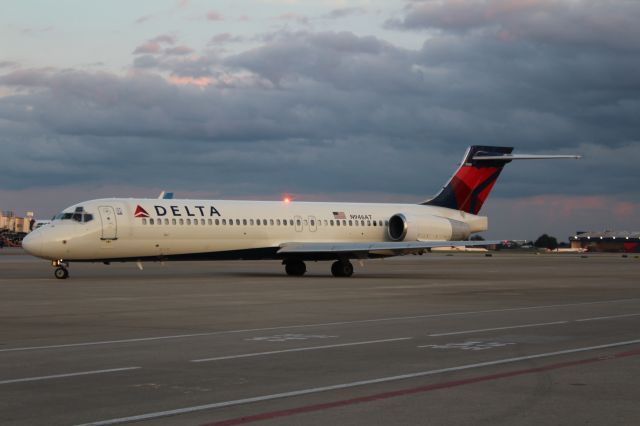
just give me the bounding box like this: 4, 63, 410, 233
22, 146, 580, 279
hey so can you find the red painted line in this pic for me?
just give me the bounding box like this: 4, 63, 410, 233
202, 347, 640, 426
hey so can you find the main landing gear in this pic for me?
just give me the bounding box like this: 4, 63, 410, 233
284, 260, 307, 276
283, 259, 355, 277
52, 260, 69, 279
331, 260, 353, 277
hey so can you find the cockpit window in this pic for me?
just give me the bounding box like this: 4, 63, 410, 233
54, 210, 94, 222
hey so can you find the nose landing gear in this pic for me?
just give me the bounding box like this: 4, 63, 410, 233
52, 260, 69, 279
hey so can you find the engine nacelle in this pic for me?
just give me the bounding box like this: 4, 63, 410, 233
387, 213, 471, 241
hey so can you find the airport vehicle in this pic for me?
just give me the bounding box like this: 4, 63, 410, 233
22, 146, 579, 279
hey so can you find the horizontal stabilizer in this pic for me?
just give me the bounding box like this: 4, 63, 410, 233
472, 154, 582, 161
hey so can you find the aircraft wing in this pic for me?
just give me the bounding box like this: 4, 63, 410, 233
278, 240, 500, 257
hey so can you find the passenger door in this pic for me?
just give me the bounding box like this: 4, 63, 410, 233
98, 206, 118, 240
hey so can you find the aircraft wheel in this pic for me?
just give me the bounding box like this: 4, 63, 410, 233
331, 260, 353, 277
54, 267, 69, 280
285, 261, 306, 276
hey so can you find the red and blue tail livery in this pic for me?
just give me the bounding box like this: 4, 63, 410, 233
423, 146, 514, 214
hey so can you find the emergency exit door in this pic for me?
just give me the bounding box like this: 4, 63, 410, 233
98, 206, 118, 240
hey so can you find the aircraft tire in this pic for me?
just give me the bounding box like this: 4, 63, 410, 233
54, 267, 69, 280
331, 260, 353, 277
285, 261, 306, 276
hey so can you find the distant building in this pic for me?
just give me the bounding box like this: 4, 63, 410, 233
570, 231, 640, 253
0, 211, 35, 233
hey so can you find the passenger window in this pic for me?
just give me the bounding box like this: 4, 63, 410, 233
342, 220, 346, 226
215, 219, 219, 225
236, 219, 240, 225
222, 219, 226, 225
276, 219, 281, 225
172, 219, 177, 225
310, 220, 315, 226
348, 220, 352, 226
336, 220, 340, 226
263, 219, 267, 225
229, 219, 233, 225
150, 218, 155, 225
282, 219, 287, 225
373, 220, 377, 226
164, 219, 169, 225
297, 219, 302, 226
194, 219, 198, 225
142, 218, 147, 225
187, 219, 191, 225
330, 220, 334, 226
208, 219, 212, 225
355, 220, 359, 227
179, 218, 184, 225
270, 219, 274, 225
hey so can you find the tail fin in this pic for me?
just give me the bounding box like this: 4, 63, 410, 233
423, 145, 580, 214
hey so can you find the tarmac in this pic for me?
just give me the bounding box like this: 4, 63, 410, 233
1, 249, 639, 425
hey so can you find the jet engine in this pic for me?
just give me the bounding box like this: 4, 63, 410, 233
387, 213, 471, 241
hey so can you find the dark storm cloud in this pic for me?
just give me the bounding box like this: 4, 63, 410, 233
1, 17, 639, 203
388, 0, 640, 52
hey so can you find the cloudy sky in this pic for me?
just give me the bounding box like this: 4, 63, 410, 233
1, 0, 639, 240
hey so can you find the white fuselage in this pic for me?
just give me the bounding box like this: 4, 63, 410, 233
23, 198, 488, 262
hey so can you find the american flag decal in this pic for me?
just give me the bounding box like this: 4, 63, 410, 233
333, 211, 346, 220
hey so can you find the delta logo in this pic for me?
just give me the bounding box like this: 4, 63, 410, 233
134, 205, 150, 218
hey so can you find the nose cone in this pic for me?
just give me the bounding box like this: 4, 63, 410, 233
22, 232, 44, 258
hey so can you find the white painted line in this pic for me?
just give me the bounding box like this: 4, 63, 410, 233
77, 339, 640, 426
0, 367, 140, 385
191, 337, 412, 363
428, 321, 568, 337
575, 313, 640, 322
4, 298, 639, 353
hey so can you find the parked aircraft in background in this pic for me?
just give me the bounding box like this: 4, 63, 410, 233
22, 146, 580, 279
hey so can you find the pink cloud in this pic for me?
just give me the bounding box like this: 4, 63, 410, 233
168, 75, 213, 87
132, 35, 176, 55
206, 11, 224, 21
